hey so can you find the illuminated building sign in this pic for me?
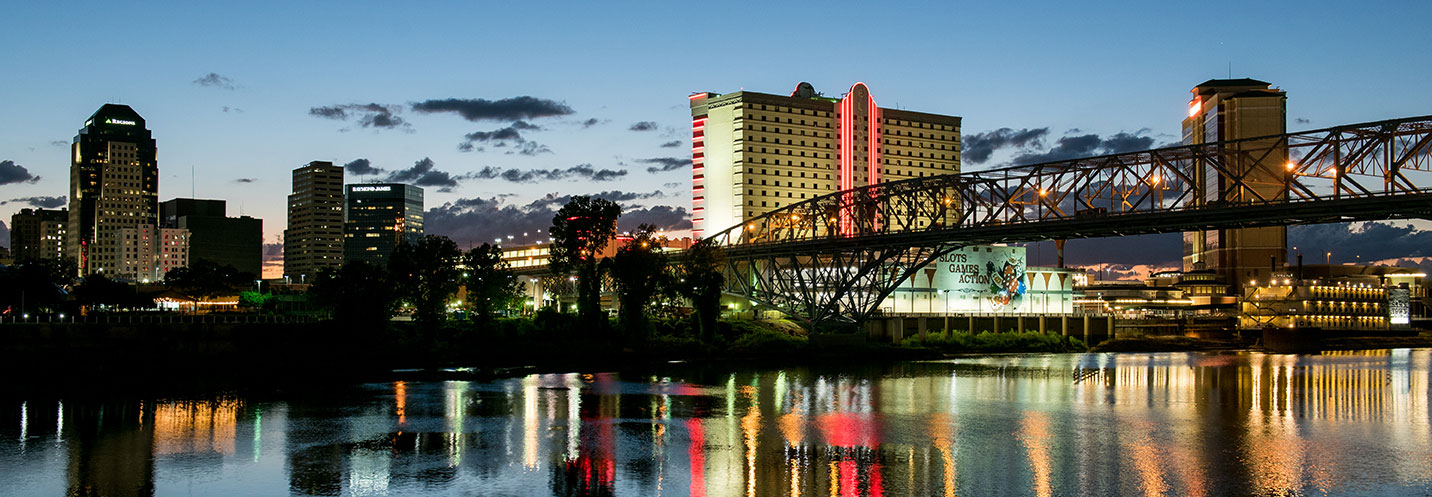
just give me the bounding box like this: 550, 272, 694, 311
105, 118, 136, 125
351, 186, 392, 192
931, 246, 1028, 312
1390, 286, 1411, 325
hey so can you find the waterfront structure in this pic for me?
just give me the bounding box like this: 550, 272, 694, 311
68, 104, 159, 276
162, 198, 262, 276
343, 183, 423, 266
284, 161, 344, 282
1241, 265, 1426, 331
1181, 78, 1288, 294
117, 224, 188, 282
1075, 268, 1237, 318
688, 82, 961, 237
10, 208, 67, 262
880, 245, 1076, 315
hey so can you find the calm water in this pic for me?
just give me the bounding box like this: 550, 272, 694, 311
3, 351, 1431, 496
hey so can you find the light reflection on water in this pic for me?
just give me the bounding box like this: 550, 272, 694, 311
1, 350, 1430, 496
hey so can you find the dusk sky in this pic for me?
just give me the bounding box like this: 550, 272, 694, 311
4, 1, 1432, 277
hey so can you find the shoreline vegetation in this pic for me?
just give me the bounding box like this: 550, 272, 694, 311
4, 314, 1431, 397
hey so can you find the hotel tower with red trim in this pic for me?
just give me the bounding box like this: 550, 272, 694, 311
688, 82, 962, 238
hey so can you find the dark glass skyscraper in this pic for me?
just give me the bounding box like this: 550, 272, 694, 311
68, 104, 159, 277
344, 183, 423, 266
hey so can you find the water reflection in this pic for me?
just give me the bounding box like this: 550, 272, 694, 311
1, 350, 1430, 496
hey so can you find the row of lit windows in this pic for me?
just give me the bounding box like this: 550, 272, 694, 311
739, 103, 957, 131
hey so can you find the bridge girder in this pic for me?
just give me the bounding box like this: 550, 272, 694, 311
703, 115, 1432, 327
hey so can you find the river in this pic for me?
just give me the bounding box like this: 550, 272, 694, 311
2, 350, 1430, 496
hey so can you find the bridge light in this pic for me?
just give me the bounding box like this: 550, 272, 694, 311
1286, 161, 1297, 171
747, 223, 756, 231
1038, 188, 1047, 197
1149, 175, 1161, 185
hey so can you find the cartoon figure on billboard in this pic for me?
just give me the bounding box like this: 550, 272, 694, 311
985, 256, 1026, 310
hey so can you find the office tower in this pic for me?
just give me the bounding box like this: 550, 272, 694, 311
68, 104, 159, 278
344, 183, 423, 266
118, 224, 188, 282
284, 161, 344, 282
1181, 78, 1287, 293
162, 198, 263, 277
10, 208, 67, 262
689, 82, 962, 237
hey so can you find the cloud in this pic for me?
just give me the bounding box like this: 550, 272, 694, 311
663, 182, 684, 189
636, 157, 689, 173
1289, 222, 1432, 263
1015, 232, 1183, 268
385, 157, 463, 191
1008, 131, 1157, 166
459, 123, 552, 155
233, 178, 257, 184
411, 96, 574, 122
629, 121, 659, 132
1295, 118, 1311, 124
344, 158, 385, 176
424, 195, 689, 245
660, 140, 683, 148
193, 72, 236, 90
962, 127, 1163, 167
961, 128, 1049, 165
524, 190, 666, 211
308, 103, 410, 130
222, 106, 244, 113
0, 160, 40, 185
5, 195, 66, 208
49, 140, 68, 147
471, 163, 627, 183
581, 118, 602, 128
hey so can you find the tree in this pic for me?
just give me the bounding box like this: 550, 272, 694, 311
389, 235, 464, 324
74, 273, 148, 310
463, 243, 520, 324
0, 258, 74, 316
309, 261, 398, 325
164, 260, 251, 299
606, 224, 668, 340
548, 196, 621, 329
674, 239, 725, 343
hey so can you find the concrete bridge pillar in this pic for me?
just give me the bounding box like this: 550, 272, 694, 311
1017, 316, 1025, 333
1108, 316, 1116, 340
917, 317, 928, 339
992, 316, 1000, 334
968, 316, 975, 334
1083, 315, 1091, 345
1038, 316, 1046, 334
889, 318, 905, 343
1060, 315, 1069, 337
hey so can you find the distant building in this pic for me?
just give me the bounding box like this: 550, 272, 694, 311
68, 104, 160, 277
1241, 264, 1427, 331
1181, 78, 1288, 294
161, 198, 262, 277
689, 82, 962, 237
344, 183, 423, 267
10, 208, 67, 262
882, 245, 1076, 315
284, 161, 344, 282
117, 224, 188, 282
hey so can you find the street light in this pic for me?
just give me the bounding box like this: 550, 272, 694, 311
1326, 251, 1332, 264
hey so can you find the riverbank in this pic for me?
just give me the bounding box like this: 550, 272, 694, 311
3, 318, 1430, 396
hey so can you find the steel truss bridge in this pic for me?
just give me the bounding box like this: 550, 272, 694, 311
696, 115, 1432, 326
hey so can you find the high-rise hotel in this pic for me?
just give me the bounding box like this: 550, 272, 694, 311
688, 82, 962, 237
68, 104, 163, 279
1181, 78, 1287, 293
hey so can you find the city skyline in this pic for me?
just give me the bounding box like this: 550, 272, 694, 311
4, 1, 1432, 277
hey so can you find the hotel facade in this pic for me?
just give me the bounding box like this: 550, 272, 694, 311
688, 82, 962, 237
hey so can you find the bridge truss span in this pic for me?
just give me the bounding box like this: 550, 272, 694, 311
703, 115, 1432, 326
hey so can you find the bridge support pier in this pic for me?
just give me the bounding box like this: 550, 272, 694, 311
1017, 316, 1026, 333
1038, 316, 1046, 334
992, 316, 1000, 334
1083, 315, 1091, 345
968, 316, 975, 334
917, 317, 928, 339
1061, 315, 1069, 337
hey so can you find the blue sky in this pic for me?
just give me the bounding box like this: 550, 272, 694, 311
3, 1, 1431, 273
